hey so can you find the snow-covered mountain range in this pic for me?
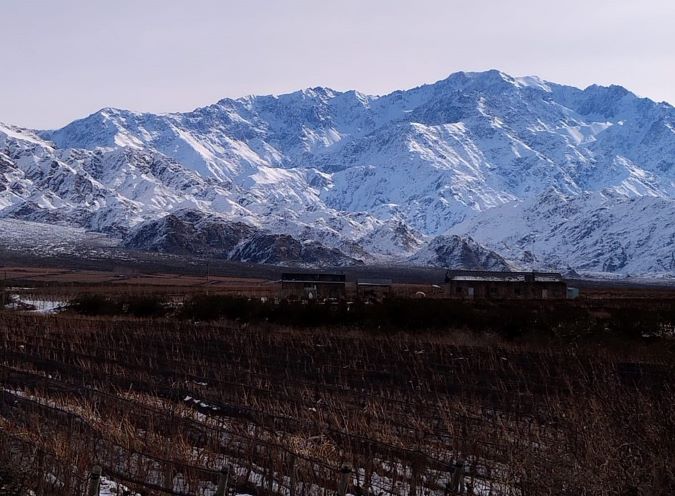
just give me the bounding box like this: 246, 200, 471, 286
1, 70, 674, 275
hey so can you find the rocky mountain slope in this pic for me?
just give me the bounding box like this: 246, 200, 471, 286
408, 235, 510, 271
1, 70, 674, 274
123, 209, 361, 266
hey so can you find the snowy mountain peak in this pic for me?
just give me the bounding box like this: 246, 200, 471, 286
513, 75, 551, 92
2, 70, 675, 274
432, 69, 542, 94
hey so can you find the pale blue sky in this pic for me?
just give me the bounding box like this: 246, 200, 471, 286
1, 0, 673, 129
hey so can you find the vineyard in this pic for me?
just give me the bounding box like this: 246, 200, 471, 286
0, 309, 673, 495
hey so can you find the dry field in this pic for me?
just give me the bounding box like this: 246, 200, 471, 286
0, 265, 448, 305
0, 302, 673, 495
0, 264, 674, 495
0, 266, 277, 297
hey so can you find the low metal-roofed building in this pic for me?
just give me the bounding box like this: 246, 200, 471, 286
356, 278, 393, 301
280, 272, 346, 301
444, 270, 567, 299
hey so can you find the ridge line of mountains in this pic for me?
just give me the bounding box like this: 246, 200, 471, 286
1, 70, 674, 276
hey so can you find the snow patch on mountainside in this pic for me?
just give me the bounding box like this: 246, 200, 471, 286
0, 218, 119, 258
449, 190, 675, 277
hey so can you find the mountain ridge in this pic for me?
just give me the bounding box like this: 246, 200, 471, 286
1, 70, 674, 275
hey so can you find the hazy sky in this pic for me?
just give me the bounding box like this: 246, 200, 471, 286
1, 0, 673, 129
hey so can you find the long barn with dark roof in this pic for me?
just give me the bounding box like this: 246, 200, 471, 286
444, 270, 567, 299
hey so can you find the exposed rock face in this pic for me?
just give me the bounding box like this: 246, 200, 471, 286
231, 233, 363, 266
123, 209, 360, 266
408, 235, 511, 271
123, 210, 255, 257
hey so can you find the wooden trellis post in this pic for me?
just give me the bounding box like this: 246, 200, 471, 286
337, 464, 352, 496
289, 454, 297, 496
164, 462, 174, 491
87, 465, 102, 496
450, 458, 465, 494
410, 460, 418, 496
215, 465, 230, 496
35, 450, 46, 496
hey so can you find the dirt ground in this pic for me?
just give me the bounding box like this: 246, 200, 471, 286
1, 262, 674, 301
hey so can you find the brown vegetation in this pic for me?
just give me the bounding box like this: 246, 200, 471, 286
0, 303, 673, 495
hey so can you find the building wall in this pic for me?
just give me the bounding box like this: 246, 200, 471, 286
447, 281, 567, 299
280, 282, 346, 300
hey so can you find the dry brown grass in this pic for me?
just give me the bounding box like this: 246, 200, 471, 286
0, 304, 673, 495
